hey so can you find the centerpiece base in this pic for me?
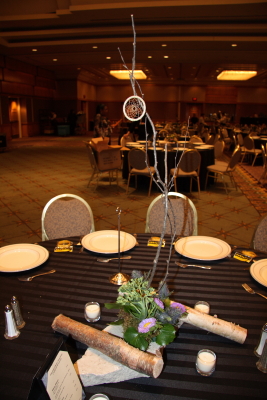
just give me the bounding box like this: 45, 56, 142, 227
109, 272, 130, 285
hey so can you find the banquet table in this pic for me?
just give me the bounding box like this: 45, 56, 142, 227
122, 146, 214, 191
1, 234, 267, 400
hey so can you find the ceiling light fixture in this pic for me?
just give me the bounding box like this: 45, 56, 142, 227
148, 56, 152, 58
32, 49, 37, 52
217, 70, 257, 81
106, 56, 111, 59
164, 56, 169, 59
110, 70, 147, 80
53, 59, 57, 61
231, 44, 237, 47
92, 46, 98, 49
162, 44, 167, 47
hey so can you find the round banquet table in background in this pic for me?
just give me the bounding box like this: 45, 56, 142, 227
122, 146, 214, 191
0, 234, 267, 399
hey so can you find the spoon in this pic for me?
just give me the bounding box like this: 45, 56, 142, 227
97, 256, 131, 263
18, 269, 56, 281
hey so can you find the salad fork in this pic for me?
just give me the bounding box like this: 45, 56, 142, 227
175, 261, 212, 269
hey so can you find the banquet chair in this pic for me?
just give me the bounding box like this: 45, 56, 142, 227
214, 140, 227, 165
85, 142, 120, 187
189, 135, 203, 143
251, 214, 267, 253
126, 148, 155, 196
169, 149, 201, 199
205, 146, 242, 194
241, 135, 262, 166
41, 194, 95, 241
259, 144, 267, 184
145, 192, 198, 236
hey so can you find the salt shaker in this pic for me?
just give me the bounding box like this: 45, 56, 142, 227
11, 296, 25, 329
254, 322, 267, 357
256, 339, 267, 373
4, 305, 20, 340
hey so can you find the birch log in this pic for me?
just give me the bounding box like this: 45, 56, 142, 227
52, 314, 163, 378
180, 306, 247, 344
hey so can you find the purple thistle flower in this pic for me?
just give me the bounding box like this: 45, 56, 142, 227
138, 317, 157, 333
154, 298, 164, 309
170, 302, 186, 313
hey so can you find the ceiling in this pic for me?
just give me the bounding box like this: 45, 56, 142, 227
0, 0, 267, 87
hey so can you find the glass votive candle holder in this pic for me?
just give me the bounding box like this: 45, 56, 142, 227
84, 302, 100, 322
194, 301, 210, 314
89, 394, 109, 400
196, 349, 216, 376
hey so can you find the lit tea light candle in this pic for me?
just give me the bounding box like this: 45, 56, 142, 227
196, 349, 216, 376
194, 301, 210, 314
89, 394, 109, 400
84, 302, 100, 322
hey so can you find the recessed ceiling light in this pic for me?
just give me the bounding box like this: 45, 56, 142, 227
164, 56, 169, 59
77, 68, 81, 70
148, 56, 152, 58
106, 56, 111, 59
32, 49, 37, 52
162, 44, 167, 47
168, 67, 172, 69
217, 70, 257, 80
53, 59, 57, 61
92, 46, 98, 49
110, 70, 147, 80
231, 44, 237, 47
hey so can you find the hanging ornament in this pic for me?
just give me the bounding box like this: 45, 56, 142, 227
123, 95, 146, 121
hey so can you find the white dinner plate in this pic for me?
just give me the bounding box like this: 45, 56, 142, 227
137, 141, 148, 144
196, 145, 214, 149
175, 236, 231, 261
250, 259, 267, 287
148, 147, 163, 151
82, 230, 136, 254
172, 147, 185, 151
0, 244, 49, 273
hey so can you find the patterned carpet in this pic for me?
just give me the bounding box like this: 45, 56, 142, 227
0, 136, 265, 248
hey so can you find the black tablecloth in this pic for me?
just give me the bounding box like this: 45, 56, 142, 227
122, 148, 214, 191
1, 234, 267, 400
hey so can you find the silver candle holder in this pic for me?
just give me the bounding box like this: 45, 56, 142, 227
109, 207, 130, 285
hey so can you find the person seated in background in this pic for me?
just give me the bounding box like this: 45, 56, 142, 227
94, 104, 113, 144
120, 126, 137, 147
190, 113, 199, 125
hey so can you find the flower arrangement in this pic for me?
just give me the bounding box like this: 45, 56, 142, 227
105, 270, 187, 351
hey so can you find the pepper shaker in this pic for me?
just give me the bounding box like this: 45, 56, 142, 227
11, 296, 25, 329
254, 322, 267, 357
4, 305, 20, 340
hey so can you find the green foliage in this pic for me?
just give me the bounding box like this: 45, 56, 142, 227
124, 327, 149, 351
156, 324, 176, 346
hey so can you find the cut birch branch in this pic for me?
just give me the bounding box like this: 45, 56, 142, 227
51, 314, 163, 378
180, 306, 247, 344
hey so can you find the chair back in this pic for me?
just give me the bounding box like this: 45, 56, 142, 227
128, 148, 149, 170
85, 142, 99, 171
214, 140, 225, 159
237, 133, 244, 146
145, 192, 198, 235
41, 194, 95, 241
178, 149, 201, 173
243, 135, 254, 151
251, 214, 267, 252
206, 135, 215, 145
228, 147, 242, 170
189, 135, 203, 143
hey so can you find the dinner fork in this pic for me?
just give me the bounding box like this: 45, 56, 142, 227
18, 269, 56, 281
242, 283, 267, 300
175, 261, 212, 269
